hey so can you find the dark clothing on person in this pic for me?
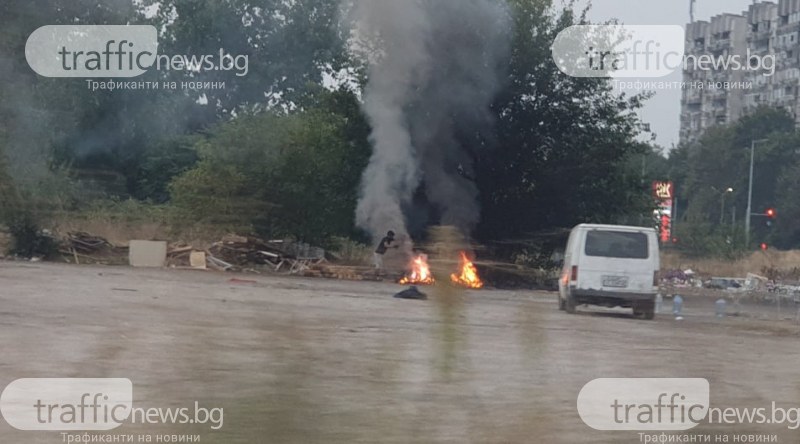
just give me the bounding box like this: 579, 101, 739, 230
375, 236, 395, 254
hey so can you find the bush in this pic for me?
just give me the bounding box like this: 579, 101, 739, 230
671, 222, 747, 260
8, 215, 59, 259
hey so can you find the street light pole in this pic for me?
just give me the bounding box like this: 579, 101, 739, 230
720, 188, 733, 225
745, 139, 768, 247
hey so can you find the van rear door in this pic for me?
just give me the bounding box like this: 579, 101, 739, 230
578, 229, 654, 293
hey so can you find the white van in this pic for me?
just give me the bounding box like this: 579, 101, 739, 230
558, 224, 660, 319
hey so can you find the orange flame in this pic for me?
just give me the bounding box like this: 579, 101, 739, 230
398, 254, 435, 285
450, 251, 484, 289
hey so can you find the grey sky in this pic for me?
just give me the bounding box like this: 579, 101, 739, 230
577, 0, 759, 150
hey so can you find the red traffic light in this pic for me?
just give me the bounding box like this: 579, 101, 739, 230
760, 243, 769, 251
766, 208, 776, 218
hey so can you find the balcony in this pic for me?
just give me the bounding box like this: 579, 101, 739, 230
747, 30, 773, 45
776, 21, 800, 35
683, 92, 703, 105
708, 38, 733, 51
778, 56, 799, 70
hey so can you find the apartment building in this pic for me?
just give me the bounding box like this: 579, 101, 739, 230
679, 0, 800, 144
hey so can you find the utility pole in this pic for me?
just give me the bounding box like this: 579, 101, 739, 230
745, 139, 768, 247
690, 0, 697, 23
719, 188, 733, 225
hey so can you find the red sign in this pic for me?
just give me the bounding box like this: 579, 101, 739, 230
653, 181, 674, 243
652, 181, 674, 201
660, 214, 671, 243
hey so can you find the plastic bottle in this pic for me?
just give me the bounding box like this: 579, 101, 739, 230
715, 299, 726, 318
673, 295, 684, 319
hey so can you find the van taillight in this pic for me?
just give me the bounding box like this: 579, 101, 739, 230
571, 266, 578, 282
653, 270, 659, 286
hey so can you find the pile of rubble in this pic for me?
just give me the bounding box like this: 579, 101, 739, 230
659, 267, 800, 304
61, 232, 128, 265
167, 235, 328, 274
57, 231, 476, 283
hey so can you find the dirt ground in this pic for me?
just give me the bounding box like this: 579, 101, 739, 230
1, 262, 799, 443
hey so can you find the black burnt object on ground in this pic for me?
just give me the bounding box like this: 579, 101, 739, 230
393, 286, 427, 300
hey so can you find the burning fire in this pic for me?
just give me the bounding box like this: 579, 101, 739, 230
450, 251, 484, 289
398, 254, 435, 285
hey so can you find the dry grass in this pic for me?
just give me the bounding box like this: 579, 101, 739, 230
662, 249, 800, 278
329, 237, 373, 266
45, 200, 243, 248
52, 218, 169, 247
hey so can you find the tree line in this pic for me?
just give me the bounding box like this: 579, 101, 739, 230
0, 0, 664, 252
668, 107, 800, 256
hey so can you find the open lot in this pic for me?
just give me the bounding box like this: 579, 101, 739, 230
0, 262, 799, 443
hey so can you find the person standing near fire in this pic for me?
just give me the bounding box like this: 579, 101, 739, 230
374, 230, 399, 271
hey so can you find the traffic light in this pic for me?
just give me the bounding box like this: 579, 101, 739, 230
765, 208, 777, 227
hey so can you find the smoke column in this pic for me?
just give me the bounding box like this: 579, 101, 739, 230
348, 0, 510, 241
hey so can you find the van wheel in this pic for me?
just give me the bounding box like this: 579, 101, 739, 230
634, 301, 655, 320
643, 303, 655, 320
565, 293, 577, 314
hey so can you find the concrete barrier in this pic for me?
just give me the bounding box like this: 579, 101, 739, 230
128, 240, 167, 267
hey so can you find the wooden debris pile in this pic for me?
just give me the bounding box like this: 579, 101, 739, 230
208, 235, 284, 269
166, 235, 328, 274
166, 244, 204, 269
56, 231, 391, 282
67, 232, 111, 253
61, 232, 128, 265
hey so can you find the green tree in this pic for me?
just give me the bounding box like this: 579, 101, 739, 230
132, 136, 201, 203
170, 89, 370, 245
476, 0, 652, 240
146, 0, 349, 113
774, 162, 800, 249
675, 106, 799, 251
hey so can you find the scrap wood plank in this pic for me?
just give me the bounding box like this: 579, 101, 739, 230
168, 246, 194, 256
206, 253, 234, 271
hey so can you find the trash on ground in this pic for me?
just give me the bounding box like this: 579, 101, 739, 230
394, 286, 428, 300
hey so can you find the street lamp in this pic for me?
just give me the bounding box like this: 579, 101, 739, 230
719, 187, 733, 225
746, 139, 769, 247
712, 186, 734, 225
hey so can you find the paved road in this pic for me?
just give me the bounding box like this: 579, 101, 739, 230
0, 262, 798, 443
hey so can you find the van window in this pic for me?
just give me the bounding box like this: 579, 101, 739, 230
584, 230, 648, 259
